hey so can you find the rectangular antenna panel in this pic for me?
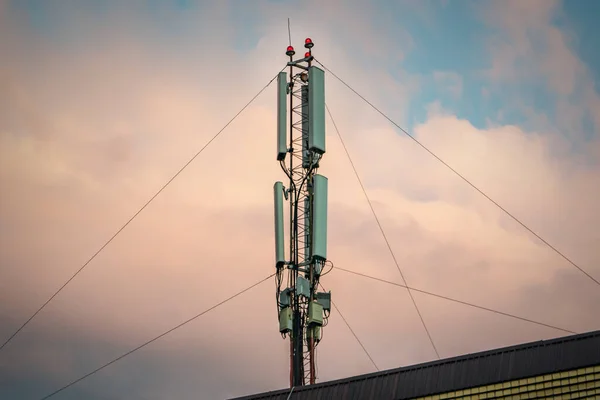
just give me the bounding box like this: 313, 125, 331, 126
307, 325, 321, 341
277, 72, 288, 161
308, 66, 326, 154
279, 288, 291, 308
279, 307, 292, 333
313, 326, 321, 342
312, 174, 328, 261
308, 301, 323, 326
316, 291, 331, 312
274, 181, 285, 267
296, 275, 310, 298
301, 85, 310, 168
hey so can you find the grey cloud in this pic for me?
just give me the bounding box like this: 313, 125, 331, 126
0, 314, 287, 400
1, 1, 599, 399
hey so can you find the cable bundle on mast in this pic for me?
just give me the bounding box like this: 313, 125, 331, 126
273, 37, 332, 387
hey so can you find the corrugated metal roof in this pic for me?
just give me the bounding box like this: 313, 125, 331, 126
230, 330, 600, 400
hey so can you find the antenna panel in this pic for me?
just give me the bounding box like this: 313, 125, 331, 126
274, 181, 285, 267
308, 66, 326, 154
296, 275, 310, 298
311, 326, 321, 342
279, 307, 292, 333
312, 174, 328, 260
308, 301, 323, 326
315, 292, 331, 312
277, 72, 288, 161
279, 288, 291, 309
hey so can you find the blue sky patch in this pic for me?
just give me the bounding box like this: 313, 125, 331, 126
8, 0, 600, 140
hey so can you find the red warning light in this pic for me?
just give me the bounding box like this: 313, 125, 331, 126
286, 45, 295, 56
304, 38, 314, 49
305, 52, 311, 58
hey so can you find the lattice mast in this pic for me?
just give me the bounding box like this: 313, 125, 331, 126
274, 38, 332, 387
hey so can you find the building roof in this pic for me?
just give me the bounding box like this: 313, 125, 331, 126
230, 330, 600, 400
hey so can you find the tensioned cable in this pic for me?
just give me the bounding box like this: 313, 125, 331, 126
286, 386, 295, 400
333, 266, 577, 335
315, 58, 600, 288
319, 283, 380, 372
325, 104, 441, 360
37, 273, 275, 400
0, 68, 286, 353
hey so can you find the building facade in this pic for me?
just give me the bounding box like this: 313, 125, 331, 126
231, 330, 600, 400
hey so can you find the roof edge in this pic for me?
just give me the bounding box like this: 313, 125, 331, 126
231, 330, 600, 399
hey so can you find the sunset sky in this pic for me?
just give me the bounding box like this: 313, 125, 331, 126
1, 0, 599, 399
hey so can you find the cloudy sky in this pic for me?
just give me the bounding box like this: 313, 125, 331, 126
1, 0, 599, 399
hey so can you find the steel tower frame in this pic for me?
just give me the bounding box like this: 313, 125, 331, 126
274, 38, 331, 387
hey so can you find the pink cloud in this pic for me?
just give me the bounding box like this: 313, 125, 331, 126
0, 2, 598, 398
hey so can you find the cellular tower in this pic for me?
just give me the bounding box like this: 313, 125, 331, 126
273, 38, 332, 387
